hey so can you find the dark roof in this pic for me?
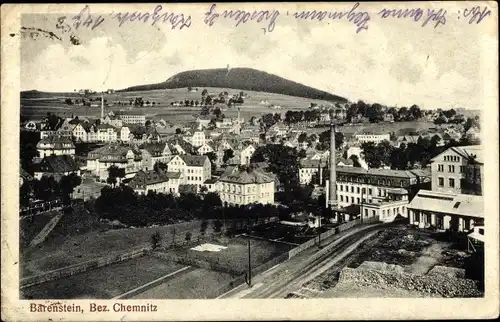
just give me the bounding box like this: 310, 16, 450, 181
181, 154, 209, 167
87, 144, 141, 161
219, 166, 274, 184
166, 171, 181, 179
141, 142, 167, 156
36, 155, 78, 173
128, 169, 169, 189
20, 168, 34, 181
204, 178, 218, 184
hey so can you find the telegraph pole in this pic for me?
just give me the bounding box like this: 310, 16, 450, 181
245, 239, 252, 287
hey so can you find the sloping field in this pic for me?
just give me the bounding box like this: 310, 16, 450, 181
21, 87, 330, 121
20, 212, 58, 250
21, 255, 185, 299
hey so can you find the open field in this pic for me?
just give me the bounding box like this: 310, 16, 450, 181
21, 87, 330, 122
21, 255, 185, 299
132, 268, 236, 299
164, 235, 292, 275
20, 219, 218, 277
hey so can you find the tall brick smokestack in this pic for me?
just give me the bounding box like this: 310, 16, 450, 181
328, 122, 337, 208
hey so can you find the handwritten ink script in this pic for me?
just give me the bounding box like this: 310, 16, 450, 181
51, 3, 492, 40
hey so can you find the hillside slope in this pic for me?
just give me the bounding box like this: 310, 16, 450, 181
121, 68, 347, 103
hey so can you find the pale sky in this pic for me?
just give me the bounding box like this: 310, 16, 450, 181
20, 3, 497, 109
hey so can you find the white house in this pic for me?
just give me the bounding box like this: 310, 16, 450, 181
36, 136, 75, 158
167, 154, 211, 187
354, 133, 391, 144
217, 166, 275, 206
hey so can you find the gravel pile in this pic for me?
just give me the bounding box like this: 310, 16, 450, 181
428, 265, 466, 279
338, 263, 482, 297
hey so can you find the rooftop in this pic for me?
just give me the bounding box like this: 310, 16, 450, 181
181, 154, 209, 167
407, 189, 484, 218
219, 166, 275, 184
36, 155, 78, 173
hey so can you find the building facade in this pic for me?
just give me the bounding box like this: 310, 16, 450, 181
217, 166, 275, 206
36, 136, 75, 158
354, 133, 391, 144
430, 145, 483, 195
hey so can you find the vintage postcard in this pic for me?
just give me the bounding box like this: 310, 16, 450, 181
1, 2, 499, 321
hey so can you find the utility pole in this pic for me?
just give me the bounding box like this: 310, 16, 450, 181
245, 239, 252, 287
361, 187, 365, 224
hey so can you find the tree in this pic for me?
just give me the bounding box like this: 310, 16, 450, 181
64, 98, 74, 105
297, 132, 308, 143
223, 149, 234, 164
151, 231, 162, 250
154, 161, 168, 173
260, 113, 277, 133
200, 220, 208, 238
175, 128, 183, 134
349, 154, 362, 167
107, 165, 125, 187
213, 219, 223, 234
202, 89, 208, 96
59, 173, 82, 205
204, 192, 222, 209
214, 107, 222, 119
204, 152, 217, 172
185, 231, 192, 244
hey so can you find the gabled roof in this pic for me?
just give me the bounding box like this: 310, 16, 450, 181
299, 158, 328, 168
181, 154, 209, 167
36, 155, 78, 173
141, 142, 168, 156
128, 169, 169, 189
430, 145, 483, 164
407, 190, 484, 218
219, 166, 274, 184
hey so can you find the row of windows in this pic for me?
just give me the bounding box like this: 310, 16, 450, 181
339, 195, 372, 204
338, 176, 407, 187
437, 177, 455, 188
437, 164, 465, 173
444, 155, 460, 162
187, 176, 202, 181
339, 185, 373, 195
221, 183, 257, 193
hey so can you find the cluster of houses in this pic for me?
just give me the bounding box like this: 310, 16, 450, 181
23, 102, 484, 240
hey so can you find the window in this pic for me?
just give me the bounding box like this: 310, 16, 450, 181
357, 198, 360, 203
479, 229, 484, 235
368, 188, 372, 195
351, 197, 354, 203
449, 178, 455, 188
438, 177, 444, 187
340, 185, 343, 191
364, 209, 368, 217
460, 166, 466, 173
438, 164, 444, 172
340, 195, 344, 202
372, 210, 376, 216
448, 165, 455, 173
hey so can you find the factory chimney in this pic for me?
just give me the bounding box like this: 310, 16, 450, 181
237, 106, 241, 135
328, 122, 337, 208
101, 92, 104, 120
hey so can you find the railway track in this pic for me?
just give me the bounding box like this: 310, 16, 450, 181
238, 224, 385, 298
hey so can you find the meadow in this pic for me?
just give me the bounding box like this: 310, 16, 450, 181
21, 255, 185, 299
21, 87, 331, 123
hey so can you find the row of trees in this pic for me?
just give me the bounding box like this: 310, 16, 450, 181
20, 173, 82, 207
95, 185, 289, 228
345, 101, 423, 123
361, 134, 479, 170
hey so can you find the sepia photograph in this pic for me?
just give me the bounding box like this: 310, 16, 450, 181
2, 2, 499, 321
